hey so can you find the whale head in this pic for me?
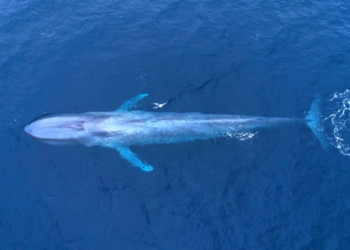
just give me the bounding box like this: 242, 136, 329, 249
24, 115, 91, 145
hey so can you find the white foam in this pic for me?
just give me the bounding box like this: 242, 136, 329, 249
231, 131, 257, 141
324, 89, 350, 156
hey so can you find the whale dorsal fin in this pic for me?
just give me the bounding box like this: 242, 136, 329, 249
116, 94, 148, 111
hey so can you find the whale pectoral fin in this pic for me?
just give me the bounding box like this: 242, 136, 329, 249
116, 146, 153, 172
117, 93, 149, 111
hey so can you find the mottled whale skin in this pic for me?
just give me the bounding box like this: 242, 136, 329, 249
24, 94, 326, 171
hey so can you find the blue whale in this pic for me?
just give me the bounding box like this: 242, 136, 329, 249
24, 94, 327, 171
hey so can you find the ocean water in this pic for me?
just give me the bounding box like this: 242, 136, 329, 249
1, 0, 350, 249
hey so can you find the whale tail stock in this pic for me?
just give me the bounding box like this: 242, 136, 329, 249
306, 97, 328, 150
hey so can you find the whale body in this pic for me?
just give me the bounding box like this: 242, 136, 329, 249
24, 94, 327, 171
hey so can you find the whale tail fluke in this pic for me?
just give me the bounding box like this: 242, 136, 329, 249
306, 97, 328, 150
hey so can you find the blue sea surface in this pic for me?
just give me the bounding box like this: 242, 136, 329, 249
1, 0, 350, 249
